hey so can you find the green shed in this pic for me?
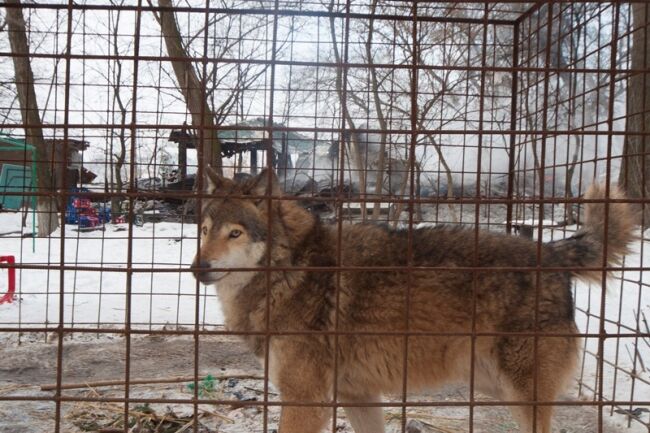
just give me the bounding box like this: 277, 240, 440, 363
0, 135, 37, 211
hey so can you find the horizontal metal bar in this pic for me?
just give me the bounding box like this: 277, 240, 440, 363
0, 326, 647, 340
0, 2, 517, 26
1, 394, 648, 408
0, 262, 646, 274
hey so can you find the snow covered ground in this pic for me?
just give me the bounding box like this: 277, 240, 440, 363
0, 209, 648, 431
0, 211, 222, 330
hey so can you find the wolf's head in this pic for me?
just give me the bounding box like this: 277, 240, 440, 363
192, 167, 314, 288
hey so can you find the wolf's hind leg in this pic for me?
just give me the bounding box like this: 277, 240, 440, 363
498, 330, 578, 433
506, 399, 552, 433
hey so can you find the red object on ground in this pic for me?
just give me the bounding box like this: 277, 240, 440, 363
73, 198, 91, 208
0, 255, 16, 304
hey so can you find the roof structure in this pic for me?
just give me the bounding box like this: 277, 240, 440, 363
168, 118, 315, 154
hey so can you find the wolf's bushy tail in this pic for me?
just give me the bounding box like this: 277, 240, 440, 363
548, 183, 635, 283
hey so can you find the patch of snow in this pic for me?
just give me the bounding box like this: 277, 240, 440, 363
0, 211, 222, 329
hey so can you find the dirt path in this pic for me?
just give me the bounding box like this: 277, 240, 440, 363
0, 333, 259, 386
0, 333, 627, 433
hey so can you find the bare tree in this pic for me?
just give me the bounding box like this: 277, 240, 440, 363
150, 0, 279, 179
562, 5, 586, 225
619, 2, 650, 228
5, 0, 59, 236
381, 9, 474, 222
81, 2, 131, 215
151, 0, 222, 173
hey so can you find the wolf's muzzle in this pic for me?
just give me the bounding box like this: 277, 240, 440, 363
191, 259, 212, 283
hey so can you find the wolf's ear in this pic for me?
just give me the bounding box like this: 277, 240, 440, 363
204, 165, 224, 194
244, 168, 282, 197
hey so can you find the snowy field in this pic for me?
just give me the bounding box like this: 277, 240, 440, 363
0, 211, 222, 329
0, 208, 648, 431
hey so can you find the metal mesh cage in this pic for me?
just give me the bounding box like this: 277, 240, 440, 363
0, 2, 648, 433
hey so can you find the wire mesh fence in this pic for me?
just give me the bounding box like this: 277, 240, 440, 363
0, 2, 648, 433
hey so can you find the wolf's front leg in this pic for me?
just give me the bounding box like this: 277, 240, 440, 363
276, 372, 332, 433
271, 338, 333, 433
278, 405, 331, 433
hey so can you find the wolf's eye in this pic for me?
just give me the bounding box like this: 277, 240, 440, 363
202, 226, 208, 236
229, 229, 242, 239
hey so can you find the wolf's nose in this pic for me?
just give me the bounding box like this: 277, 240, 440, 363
192, 260, 211, 281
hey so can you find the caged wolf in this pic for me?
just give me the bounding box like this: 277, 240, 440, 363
192, 167, 634, 433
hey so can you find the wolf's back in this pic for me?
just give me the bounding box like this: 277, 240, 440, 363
548, 184, 635, 283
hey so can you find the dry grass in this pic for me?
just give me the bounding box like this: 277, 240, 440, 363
64, 383, 234, 433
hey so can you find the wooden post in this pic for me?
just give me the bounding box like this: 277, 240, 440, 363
178, 139, 187, 180
250, 149, 258, 174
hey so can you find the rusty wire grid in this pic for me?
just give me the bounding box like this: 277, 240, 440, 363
0, 1, 649, 433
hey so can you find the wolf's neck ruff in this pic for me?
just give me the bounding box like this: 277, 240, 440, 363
214, 217, 337, 358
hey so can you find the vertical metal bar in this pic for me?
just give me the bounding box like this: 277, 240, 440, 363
331, 1, 354, 429
192, 2, 212, 431
598, 4, 620, 432
506, 22, 520, 234
536, 3, 555, 431
469, 5, 489, 433
262, 2, 280, 432
576, 2, 592, 399
400, 2, 418, 432
194, 0, 208, 428
610, 253, 627, 416
54, 1, 75, 430
123, 1, 143, 430
627, 3, 649, 425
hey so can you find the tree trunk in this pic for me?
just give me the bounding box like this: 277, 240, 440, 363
564, 138, 580, 225
109, 5, 127, 217
531, 138, 545, 221
111, 108, 126, 216
366, 0, 388, 220
389, 159, 411, 226
429, 135, 459, 223
619, 3, 650, 227
5, 0, 59, 236
328, 0, 367, 219
156, 0, 222, 174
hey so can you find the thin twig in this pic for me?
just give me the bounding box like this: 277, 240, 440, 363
41, 373, 263, 391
